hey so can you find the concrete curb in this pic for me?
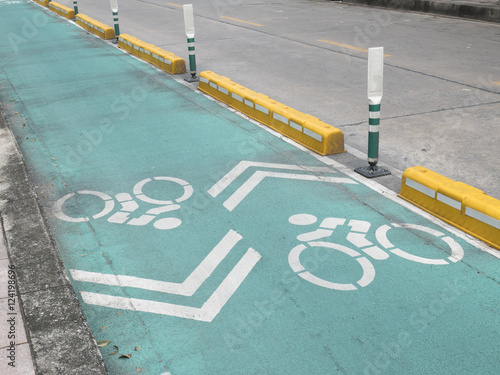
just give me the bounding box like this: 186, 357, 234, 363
341, 0, 500, 23
0, 104, 108, 374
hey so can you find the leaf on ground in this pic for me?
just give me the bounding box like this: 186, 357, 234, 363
135, 346, 141, 351
119, 354, 132, 359
97, 340, 111, 347
109, 346, 119, 356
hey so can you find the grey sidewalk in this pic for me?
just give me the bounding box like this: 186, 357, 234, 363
342, 0, 500, 23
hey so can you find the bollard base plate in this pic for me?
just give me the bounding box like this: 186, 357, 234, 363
355, 165, 391, 178
184, 75, 199, 83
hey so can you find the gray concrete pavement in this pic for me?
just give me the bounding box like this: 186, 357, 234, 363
0, 0, 499, 373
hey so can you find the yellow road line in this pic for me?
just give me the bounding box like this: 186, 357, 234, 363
493, 81, 500, 86
318, 39, 392, 57
221, 16, 263, 27
167, 2, 182, 7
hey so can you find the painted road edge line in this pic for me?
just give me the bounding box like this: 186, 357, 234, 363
198, 71, 345, 156
400, 166, 500, 251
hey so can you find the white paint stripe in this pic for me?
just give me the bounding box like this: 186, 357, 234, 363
80, 247, 261, 322
207, 161, 334, 198
348, 219, 371, 233
71, 230, 242, 296
442, 236, 465, 262
362, 246, 389, 260
303, 128, 322, 142
437, 193, 462, 211
346, 232, 372, 248
369, 111, 380, 119
405, 178, 435, 198
465, 207, 500, 230
369, 125, 379, 133
299, 271, 357, 291
390, 248, 449, 265
356, 257, 376, 287
223, 170, 356, 212
375, 224, 393, 249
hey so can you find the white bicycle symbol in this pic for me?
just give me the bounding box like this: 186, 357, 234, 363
53, 177, 193, 230
288, 214, 464, 291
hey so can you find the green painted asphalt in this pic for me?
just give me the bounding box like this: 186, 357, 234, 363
1, 2, 499, 374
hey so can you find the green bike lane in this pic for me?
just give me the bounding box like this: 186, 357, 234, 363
1, 2, 499, 374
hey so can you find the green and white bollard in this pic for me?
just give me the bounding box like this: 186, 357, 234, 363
73, 0, 78, 15
368, 101, 381, 165
183, 4, 198, 82
110, 0, 120, 40
355, 47, 390, 178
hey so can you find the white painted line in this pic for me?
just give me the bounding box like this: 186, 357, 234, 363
348, 219, 371, 233
72, 229, 242, 296
405, 178, 435, 198
437, 193, 462, 211
390, 248, 449, 265
346, 232, 372, 248
223, 170, 356, 212
375, 224, 393, 249
80, 247, 261, 322
207, 160, 334, 198
465, 207, 500, 230
362, 246, 389, 260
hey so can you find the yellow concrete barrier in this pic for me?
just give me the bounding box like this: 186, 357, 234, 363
118, 34, 186, 75
32, 0, 49, 7
48, 2, 75, 20
198, 71, 345, 155
400, 166, 500, 250
76, 14, 116, 40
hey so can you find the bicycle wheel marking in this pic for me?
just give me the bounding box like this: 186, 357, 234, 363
288, 241, 376, 291
377, 223, 465, 264
53, 191, 114, 223
133, 177, 193, 205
